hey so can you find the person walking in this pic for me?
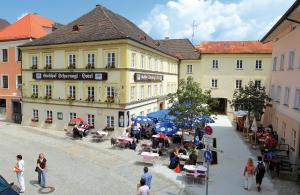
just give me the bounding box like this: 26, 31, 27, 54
13, 154, 25, 193
256, 156, 266, 192
137, 178, 151, 195
141, 167, 152, 189
37, 153, 47, 188
243, 158, 255, 190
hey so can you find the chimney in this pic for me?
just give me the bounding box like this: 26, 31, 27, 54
96, 4, 101, 8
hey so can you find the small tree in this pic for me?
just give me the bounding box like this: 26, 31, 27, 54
168, 76, 216, 130
231, 81, 269, 121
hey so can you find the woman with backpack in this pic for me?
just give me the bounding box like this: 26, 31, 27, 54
243, 158, 255, 190
256, 156, 266, 192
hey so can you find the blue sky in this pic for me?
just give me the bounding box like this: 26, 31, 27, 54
0, 0, 295, 43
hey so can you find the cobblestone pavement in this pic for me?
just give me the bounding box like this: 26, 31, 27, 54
0, 122, 180, 195
0, 116, 299, 195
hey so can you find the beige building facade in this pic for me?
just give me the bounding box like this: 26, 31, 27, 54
180, 41, 272, 114
20, 6, 180, 132
262, 1, 300, 162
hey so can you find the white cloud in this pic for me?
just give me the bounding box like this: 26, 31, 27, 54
139, 0, 295, 44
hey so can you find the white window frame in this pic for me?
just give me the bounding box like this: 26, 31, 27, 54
256, 60, 262, 70
16, 75, 22, 89
87, 86, 94, 99
131, 53, 136, 68
45, 85, 52, 97
187, 64, 192, 74
69, 112, 77, 121
153, 85, 157, 96
32, 84, 38, 95
235, 80, 242, 89
211, 79, 218, 89
32, 56, 38, 66
255, 80, 262, 89
288, 51, 295, 70
292, 129, 296, 148
273, 57, 277, 71
68, 85, 76, 98
32, 109, 39, 120
46, 110, 53, 120
280, 54, 285, 70
294, 89, 300, 110
106, 52, 115, 67
68, 54, 76, 66
106, 116, 114, 127
283, 87, 290, 106
148, 85, 151, 97
87, 53, 95, 67
236, 60, 243, 69
140, 85, 144, 99
2, 48, 8, 62
106, 86, 115, 97
87, 114, 95, 128
1, 75, 9, 89
130, 86, 136, 101
141, 55, 145, 69
45, 55, 52, 66
276, 86, 282, 102
212, 60, 219, 69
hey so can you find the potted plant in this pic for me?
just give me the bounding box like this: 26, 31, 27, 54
31, 94, 38, 98
30, 65, 37, 69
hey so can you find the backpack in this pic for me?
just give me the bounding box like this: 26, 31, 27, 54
257, 162, 265, 175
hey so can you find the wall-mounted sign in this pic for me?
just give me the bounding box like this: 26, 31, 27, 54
33, 72, 108, 81
134, 73, 163, 82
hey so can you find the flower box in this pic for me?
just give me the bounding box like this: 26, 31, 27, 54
31, 94, 38, 98
105, 96, 114, 103
31, 118, 38, 122
30, 65, 37, 69
67, 96, 76, 101
45, 119, 53, 124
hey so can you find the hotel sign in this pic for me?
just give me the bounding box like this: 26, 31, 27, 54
32, 72, 108, 81
134, 73, 163, 82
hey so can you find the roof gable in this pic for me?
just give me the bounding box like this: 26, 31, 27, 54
0, 13, 54, 41
196, 41, 272, 54
0, 19, 9, 30
21, 5, 176, 58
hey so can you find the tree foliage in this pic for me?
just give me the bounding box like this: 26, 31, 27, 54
168, 76, 216, 129
231, 81, 269, 120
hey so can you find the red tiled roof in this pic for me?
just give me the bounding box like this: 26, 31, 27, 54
0, 13, 54, 41
196, 41, 272, 54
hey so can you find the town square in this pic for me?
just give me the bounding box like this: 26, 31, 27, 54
0, 0, 300, 194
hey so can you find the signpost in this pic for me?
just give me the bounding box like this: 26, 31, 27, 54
202, 125, 223, 195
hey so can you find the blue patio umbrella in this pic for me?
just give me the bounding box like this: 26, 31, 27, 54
147, 109, 175, 122
155, 122, 178, 135
132, 116, 153, 124
194, 128, 200, 145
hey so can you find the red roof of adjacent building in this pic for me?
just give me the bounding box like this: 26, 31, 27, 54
0, 13, 54, 41
196, 41, 272, 54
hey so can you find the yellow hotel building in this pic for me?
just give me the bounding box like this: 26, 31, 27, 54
180, 41, 272, 114
20, 5, 198, 131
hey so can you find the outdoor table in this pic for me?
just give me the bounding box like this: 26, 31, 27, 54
178, 154, 189, 160
141, 152, 159, 163
96, 131, 108, 136
152, 134, 160, 138
183, 165, 207, 172
117, 136, 133, 144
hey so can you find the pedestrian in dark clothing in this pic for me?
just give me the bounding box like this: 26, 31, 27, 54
37, 153, 47, 188
255, 156, 265, 192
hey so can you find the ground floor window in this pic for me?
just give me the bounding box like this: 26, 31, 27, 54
70, 112, 76, 121
87, 114, 95, 128
46, 110, 53, 123
32, 109, 38, 122
292, 129, 296, 149
106, 116, 114, 127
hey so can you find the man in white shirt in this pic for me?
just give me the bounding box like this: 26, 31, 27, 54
14, 154, 25, 193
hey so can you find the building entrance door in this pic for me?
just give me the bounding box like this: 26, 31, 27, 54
212, 98, 227, 114
12, 101, 22, 124
0, 99, 6, 119
159, 102, 164, 110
